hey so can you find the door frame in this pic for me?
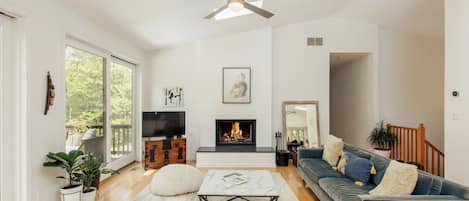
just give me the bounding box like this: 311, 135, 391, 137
0, 13, 27, 201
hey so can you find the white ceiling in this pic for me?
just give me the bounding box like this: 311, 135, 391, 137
61, 0, 444, 50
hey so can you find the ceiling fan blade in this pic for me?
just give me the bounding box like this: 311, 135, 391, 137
243, 2, 274, 19
204, 5, 228, 19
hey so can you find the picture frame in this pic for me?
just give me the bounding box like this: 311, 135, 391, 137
163, 86, 184, 107
223, 67, 251, 104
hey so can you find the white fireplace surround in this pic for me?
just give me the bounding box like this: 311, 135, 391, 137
196, 152, 276, 168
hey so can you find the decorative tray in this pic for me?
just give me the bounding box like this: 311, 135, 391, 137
223, 173, 249, 186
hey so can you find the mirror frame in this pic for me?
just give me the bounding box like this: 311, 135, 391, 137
282, 100, 320, 147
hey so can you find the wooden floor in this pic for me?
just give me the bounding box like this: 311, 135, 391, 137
97, 161, 318, 201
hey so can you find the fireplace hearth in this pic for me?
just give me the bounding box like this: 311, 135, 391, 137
216, 119, 256, 146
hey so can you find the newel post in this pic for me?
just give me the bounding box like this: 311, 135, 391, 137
386, 124, 394, 159
417, 123, 426, 171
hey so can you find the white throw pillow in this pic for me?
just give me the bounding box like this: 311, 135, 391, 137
322, 134, 344, 166
150, 164, 204, 196
369, 160, 418, 196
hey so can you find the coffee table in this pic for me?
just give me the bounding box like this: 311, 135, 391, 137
197, 170, 279, 201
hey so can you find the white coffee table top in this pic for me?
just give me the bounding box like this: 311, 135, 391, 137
197, 170, 279, 197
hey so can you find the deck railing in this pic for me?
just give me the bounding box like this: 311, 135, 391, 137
65, 124, 133, 156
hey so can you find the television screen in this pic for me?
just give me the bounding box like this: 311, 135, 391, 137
142, 112, 185, 137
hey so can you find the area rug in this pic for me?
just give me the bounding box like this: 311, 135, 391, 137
135, 172, 299, 201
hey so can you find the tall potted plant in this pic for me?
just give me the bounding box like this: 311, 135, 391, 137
43, 149, 85, 201
80, 154, 118, 201
368, 121, 397, 158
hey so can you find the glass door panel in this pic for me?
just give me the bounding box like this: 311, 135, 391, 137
110, 60, 134, 161
65, 46, 106, 161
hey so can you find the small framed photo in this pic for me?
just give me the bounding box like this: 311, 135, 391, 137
223, 67, 251, 104
163, 86, 184, 107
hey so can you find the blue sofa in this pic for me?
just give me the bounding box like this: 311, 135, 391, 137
297, 144, 469, 201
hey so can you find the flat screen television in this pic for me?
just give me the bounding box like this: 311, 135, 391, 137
142, 112, 185, 137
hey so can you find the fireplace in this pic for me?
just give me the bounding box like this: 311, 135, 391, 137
216, 120, 256, 146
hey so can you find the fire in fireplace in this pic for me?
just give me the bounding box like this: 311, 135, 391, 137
216, 120, 256, 146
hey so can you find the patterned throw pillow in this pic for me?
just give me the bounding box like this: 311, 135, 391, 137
337, 152, 347, 174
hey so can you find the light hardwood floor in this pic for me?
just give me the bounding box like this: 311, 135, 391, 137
98, 161, 318, 201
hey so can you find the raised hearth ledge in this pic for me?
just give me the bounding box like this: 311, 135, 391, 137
196, 147, 276, 168
197, 146, 274, 153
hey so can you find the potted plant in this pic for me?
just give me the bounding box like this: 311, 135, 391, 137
80, 154, 118, 201
43, 149, 85, 201
368, 121, 397, 158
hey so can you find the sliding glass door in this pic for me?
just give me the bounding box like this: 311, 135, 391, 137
65, 46, 106, 160
65, 42, 137, 169
109, 58, 135, 166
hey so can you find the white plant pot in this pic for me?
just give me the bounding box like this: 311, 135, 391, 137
82, 188, 97, 201
373, 149, 391, 158
60, 184, 82, 201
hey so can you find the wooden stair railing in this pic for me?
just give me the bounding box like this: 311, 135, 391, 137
388, 123, 444, 177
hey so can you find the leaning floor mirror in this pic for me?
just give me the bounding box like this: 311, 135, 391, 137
282, 100, 320, 148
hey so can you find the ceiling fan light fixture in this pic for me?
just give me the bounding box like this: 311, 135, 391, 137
228, 0, 244, 12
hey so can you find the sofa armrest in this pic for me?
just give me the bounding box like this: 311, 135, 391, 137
298, 148, 323, 160
358, 195, 465, 201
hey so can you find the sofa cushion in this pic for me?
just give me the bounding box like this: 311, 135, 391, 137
319, 177, 376, 201
412, 171, 443, 195
440, 179, 469, 199
370, 154, 390, 185
299, 158, 345, 183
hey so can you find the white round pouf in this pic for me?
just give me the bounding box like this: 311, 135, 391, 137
150, 164, 204, 196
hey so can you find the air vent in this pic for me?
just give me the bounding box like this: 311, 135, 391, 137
307, 37, 323, 46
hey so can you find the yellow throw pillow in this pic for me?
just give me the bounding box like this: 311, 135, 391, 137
369, 160, 418, 196
322, 135, 344, 166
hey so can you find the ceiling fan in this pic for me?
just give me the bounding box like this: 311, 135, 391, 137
204, 0, 274, 19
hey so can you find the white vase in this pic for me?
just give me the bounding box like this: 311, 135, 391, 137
373, 149, 391, 158
60, 184, 82, 201
82, 188, 97, 201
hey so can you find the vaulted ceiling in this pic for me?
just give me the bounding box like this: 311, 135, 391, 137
61, 0, 444, 50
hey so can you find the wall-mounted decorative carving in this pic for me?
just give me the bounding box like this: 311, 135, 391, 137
44, 71, 55, 115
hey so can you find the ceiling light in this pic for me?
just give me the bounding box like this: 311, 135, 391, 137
228, 1, 244, 12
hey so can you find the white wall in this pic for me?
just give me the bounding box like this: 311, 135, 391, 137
330, 55, 376, 149
0, 0, 144, 200
272, 18, 379, 145
142, 28, 273, 160
144, 18, 381, 157
379, 28, 444, 150
445, 0, 469, 186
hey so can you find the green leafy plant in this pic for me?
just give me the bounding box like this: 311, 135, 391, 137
80, 154, 119, 193
368, 121, 397, 150
43, 148, 85, 188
